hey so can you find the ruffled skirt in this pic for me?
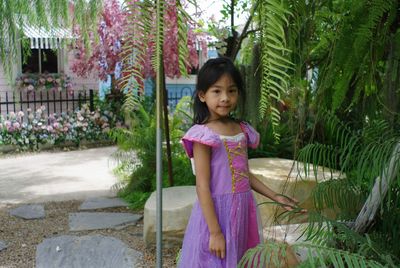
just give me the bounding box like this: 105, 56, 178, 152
178, 191, 261, 268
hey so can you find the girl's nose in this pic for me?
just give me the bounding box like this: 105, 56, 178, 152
221, 92, 229, 102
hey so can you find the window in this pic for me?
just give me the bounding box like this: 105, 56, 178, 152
21, 46, 58, 74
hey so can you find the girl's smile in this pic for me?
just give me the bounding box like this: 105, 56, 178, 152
198, 74, 239, 121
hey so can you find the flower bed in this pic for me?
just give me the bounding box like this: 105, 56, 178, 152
0, 104, 120, 151
15, 73, 73, 95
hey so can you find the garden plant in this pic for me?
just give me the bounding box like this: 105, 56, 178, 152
1, 0, 399, 267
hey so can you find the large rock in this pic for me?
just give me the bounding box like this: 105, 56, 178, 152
143, 186, 197, 247
36, 235, 142, 268
9, 204, 45, 220
263, 223, 325, 263
249, 158, 342, 226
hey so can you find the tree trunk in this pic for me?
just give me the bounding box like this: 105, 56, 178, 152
353, 142, 400, 233
241, 43, 261, 125
383, 33, 400, 126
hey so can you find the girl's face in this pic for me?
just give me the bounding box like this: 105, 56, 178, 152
198, 73, 239, 121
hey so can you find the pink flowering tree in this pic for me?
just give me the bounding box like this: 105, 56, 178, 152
119, 0, 207, 186
70, 0, 126, 90
71, 0, 206, 96
120, 0, 207, 95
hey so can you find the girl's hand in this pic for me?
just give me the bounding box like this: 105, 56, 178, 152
209, 232, 226, 259
275, 194, 307, 213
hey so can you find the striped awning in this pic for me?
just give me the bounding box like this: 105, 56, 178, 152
22, 24, 73, 49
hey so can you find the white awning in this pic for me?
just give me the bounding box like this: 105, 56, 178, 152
22, 24, 73, 49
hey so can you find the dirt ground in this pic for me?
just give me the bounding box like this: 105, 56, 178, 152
0, 200, 180, 268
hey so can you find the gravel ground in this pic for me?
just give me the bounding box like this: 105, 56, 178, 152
0, 200, 180, 268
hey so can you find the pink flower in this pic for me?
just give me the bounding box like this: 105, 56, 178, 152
12, 122, 20, 129
47, 77, 53, 82
17, 111, 24, 117
27, 84, 34, 91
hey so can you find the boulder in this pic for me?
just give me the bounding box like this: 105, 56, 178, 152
249, 158, 342, 226
143, 186, 197, 247
263, 223, 326, 263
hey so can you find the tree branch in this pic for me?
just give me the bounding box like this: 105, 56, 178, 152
231, 0, 260, 60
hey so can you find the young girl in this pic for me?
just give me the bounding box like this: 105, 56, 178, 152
178, 57, 300, 267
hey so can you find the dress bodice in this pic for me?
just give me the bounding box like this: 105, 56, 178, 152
181, 122, 260, 195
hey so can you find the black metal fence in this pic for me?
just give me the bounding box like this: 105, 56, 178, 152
0, 90, 95, 117
0, 86, 193, 117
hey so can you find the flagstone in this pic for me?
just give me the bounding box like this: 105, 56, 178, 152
69, 212, 142, 231
9, 204, 45, 220
36, 235, 142, 268
0, 240, 7, 252
79, 197, 129, 210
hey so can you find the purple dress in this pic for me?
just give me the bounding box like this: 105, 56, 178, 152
178, 122, 262, 268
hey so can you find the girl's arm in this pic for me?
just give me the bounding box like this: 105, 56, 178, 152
249, 172, 302, 211
193, 142, 225, 259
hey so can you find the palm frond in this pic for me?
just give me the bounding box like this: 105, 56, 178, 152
152, 0, 164, 74
238, 241, 293, 268
258, 0, 294, 141
176, 0, 190, 77
120, 0, 154, 112
296, 243, 386, 268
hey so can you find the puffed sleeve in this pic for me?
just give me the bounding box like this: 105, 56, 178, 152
240, 121, 260, 149
181, 124, 220, 158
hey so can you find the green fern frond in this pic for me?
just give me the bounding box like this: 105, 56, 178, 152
259, 0, 294, 142
296, 243, 386, 268
152, 0, 165, 74
176, 0, 191, 77
311, 179, 363, 218
238, 241, 291, 268
120, 0, 154, 112
238, 239, 386, 267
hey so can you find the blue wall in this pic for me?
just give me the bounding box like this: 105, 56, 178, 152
144, 79, 195, 109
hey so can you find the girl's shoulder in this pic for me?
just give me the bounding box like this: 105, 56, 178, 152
239, 121, 260, 149
181, 124, 221, 158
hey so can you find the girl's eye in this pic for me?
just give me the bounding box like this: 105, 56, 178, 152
212, 89, 220, 94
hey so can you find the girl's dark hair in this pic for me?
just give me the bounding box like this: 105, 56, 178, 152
193, 57, 245, 124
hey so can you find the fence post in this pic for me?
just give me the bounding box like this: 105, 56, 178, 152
89, 90, 94, 111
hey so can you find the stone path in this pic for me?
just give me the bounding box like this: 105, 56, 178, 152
4, 197, 144, 267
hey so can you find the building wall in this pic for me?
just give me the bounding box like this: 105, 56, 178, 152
0, 48, 98, 116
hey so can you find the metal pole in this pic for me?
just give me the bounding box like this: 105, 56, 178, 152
156, 0, 163, 267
